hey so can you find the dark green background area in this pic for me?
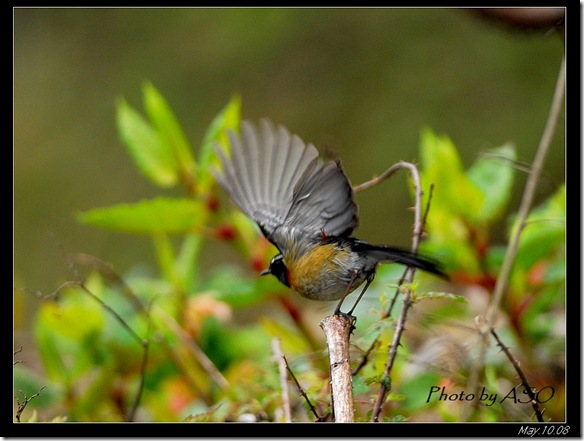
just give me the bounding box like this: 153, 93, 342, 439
14, 8, 565, 302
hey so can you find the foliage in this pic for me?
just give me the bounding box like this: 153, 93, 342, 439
15, 84, 565, 423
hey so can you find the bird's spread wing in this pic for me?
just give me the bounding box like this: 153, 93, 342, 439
213, 119, 359, 254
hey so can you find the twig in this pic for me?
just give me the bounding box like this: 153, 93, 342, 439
127, 299, 154, 422
14, 386, 47, 422
370, 162, 426, 422
353, 162, 404, 193
464, 55, 565, 420
283, 354, 323, 421
352, 172, 434, 377
13, 347, 23, 366
156, 308, 229, 390
272, 337, 292, 422
475, 316, 544, 422
51, 280, 145, 344
486, 57, 565, 330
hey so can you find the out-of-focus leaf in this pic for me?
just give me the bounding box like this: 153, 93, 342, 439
198, 317, 239, 371
467, 144, 516, 222
197, 95, 241, 193
33, 315, 68, 382
152, 234, 177, 284
204, 265, 274, 308
259, 316, 313, 355
174, 235, 205, 293
417, 128, 496, 275
13, 366, 61, 410
419, 127, 484, 223
76, 197, 208, 234
34, 287, 107, 383
116, 98, 178, 187
396, 371, 442, 412
142, 82, 195, 185
415, 291, 468, 303
418, 240, 481, 276
512, 184, 565, 270
37, 296, 105, 343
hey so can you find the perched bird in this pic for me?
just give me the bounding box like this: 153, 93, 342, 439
213, 119, 446, 315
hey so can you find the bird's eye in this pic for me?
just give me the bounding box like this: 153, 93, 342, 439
269, 255, 290, 287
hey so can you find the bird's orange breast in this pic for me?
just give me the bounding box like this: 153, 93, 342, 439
284, 243, 356, 301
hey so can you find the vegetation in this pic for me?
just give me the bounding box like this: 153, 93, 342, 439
14, 78, 565, 423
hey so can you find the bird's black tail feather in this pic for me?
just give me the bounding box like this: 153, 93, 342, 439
346, 239, 448, 280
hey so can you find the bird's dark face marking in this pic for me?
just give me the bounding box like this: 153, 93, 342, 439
261, 254, 290, 287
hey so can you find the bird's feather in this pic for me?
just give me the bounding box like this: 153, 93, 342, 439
213, 119, 359, 254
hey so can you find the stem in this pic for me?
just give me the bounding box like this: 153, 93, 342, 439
272, 337, 292, 422
320, 314, 356, 422
464, 55, 565, 420
371, 162, 426, 422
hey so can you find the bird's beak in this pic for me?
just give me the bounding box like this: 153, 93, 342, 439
260, 268, 271, 276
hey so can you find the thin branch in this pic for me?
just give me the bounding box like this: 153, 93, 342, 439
283, 354, 323, 421
352, 172, 434, 377
272, 337, 292, 422
13, 347, 23, 366
14, 386, 47, 422
464, 55, 565, 420
155, 308, 229, 390
475, 316, 544, 422
486, 55, 565, 327
126, 300, 154, 422
353, 162, 404, 194
52, 280, 145, 344
371, 161, 426, 422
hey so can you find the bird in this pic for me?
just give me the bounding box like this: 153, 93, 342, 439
213, 119, 446, 315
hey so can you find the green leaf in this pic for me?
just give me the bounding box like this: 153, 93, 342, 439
34, 288, 107, 383
197, 95, 242, 193
175, 235, 205, 292
467, 144, 517, 222
116, 98, 178, 187
513, 184, 565, 270
13, 367, 61, 410
33, 306, 69, 382
398, 372, 442, 412
152, 234, 176, 283
142, 82, 195, 184
76, 197, 208, 234
204, 265, 272, 308
417, 128, 489, 274
419, 127, 484, 223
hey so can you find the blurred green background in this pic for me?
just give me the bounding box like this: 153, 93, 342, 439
14, 8, 564, 364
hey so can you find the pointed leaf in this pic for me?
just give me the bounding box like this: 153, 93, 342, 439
175, 235, 205, 292
197, 95, 241, 193
116, 98, 178, 187
419, 128, 484, 223
142, 82, 195, 184
467, 144, 516, 222
513, 184, 565, 270
76, 197, 208, 234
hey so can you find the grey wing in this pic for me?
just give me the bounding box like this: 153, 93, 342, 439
213, 119, 359, 253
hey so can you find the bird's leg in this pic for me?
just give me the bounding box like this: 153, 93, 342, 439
346, 272, 375, 316
333, 270, 360, 316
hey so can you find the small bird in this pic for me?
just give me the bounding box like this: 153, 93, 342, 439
213, 119, 446, 315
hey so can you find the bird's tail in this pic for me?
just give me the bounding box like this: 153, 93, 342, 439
351, 241, 448, 279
